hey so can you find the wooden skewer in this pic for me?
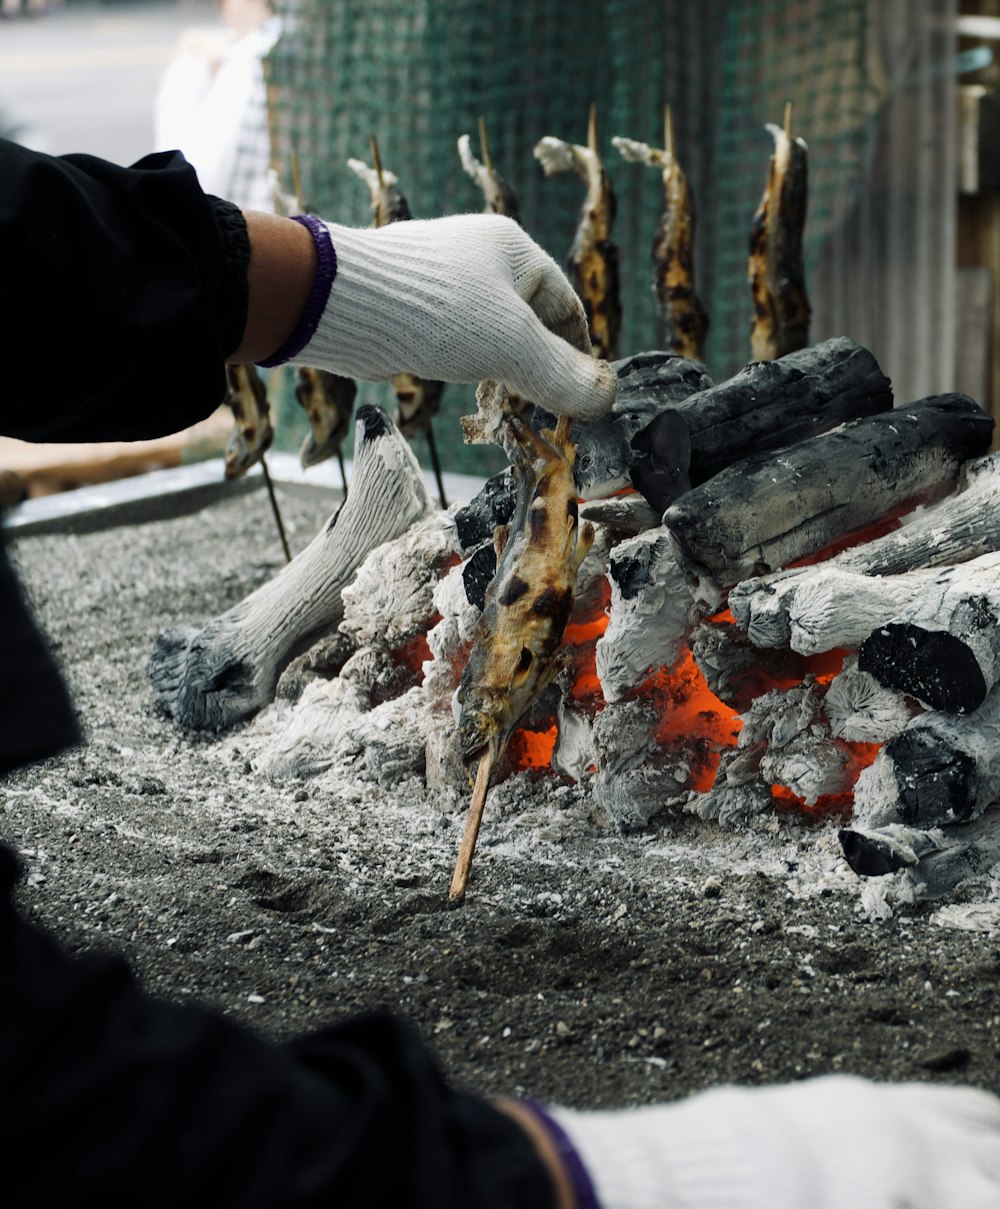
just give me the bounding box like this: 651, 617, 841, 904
290, 148, 304, 211
784, 100, 793, 141
478, 115, 493, 173
425, 423, 448, 509
261, 458, 292, 563
664, 103, 674, 159
370, 132, 385, 190
449, 750, 493, 904
587, 100, 598, 154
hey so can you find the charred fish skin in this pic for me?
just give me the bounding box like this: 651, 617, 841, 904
613, 111, 708, 361
749, 107, 810, 362
224, 364, 274, 481
457, 412, 595, 766
295, 368, 356, 469
534, 107, 621, 362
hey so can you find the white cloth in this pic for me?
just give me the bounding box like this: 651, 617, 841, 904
551, 1075, 1000, 1209
154, 17, 281, 213
296, 214, 618, 421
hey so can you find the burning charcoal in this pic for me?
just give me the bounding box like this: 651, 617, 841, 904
454, 469, 517, 553
148, 406, 433, 731
261, 679, 431, 784
340, 512, 460, 651
664, 394, 993, 591
591, 699, 689, 831
532, 350, 712, 501
824, 657, 918, 744
840, 808, 1000, 902
595, 528, 706, 703
552, 696, 595, 781
732, 564, 939, 654
579, 494, 661, 537
691, 750, 773, 827
462, 544, 498, 612
852, 682, 1000, 830
859, 550, 1000, 714
689, 622, 813, 712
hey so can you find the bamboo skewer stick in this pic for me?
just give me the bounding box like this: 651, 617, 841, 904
425, 423, 448, 509
449, 751, 493, 904
261, 458, 292, 563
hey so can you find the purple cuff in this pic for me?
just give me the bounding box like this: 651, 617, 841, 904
256, 214, 337, 368
521, 1100, 602, 1209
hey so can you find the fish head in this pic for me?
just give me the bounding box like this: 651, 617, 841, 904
458, 638, 566, 766
573, 416, 631, 498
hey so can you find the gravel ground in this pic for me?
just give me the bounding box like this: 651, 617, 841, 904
4, 480, 1000, 1109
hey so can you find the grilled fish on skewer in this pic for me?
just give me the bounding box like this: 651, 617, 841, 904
457, 117, 520, 221
276, 153, 357, 488
534, 103, 621, 361
749, 102, 810, 362
457, 405, 595, 767
347, 135, 412, 226
348, 136, 447, 506
294, 367, 355, 489
224, 364, 291, 562
451, 398, 594, 900
224, 364, 274, 481
613, 106, 708, 360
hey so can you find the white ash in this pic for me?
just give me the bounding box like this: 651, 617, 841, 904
824, 656, 918, 743
340, 510, 461, 650
596, 527, 702, 703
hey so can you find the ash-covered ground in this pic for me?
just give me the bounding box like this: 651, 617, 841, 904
4, 481, 1000, 1107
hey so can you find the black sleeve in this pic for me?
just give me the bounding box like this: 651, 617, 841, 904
0, 139, 249, 443
0, 846, 554, 1209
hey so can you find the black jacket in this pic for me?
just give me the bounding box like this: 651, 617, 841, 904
0, 141, 552, 1209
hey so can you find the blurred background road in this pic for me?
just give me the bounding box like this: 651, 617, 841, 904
0, 0, 214, 163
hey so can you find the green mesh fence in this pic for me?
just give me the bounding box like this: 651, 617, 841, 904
259, 0, 869, 474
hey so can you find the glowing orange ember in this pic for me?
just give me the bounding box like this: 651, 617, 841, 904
637, 647, 742, 791
395, 631, 435, 678
508, 724, 559, 769
770, 740, 881, 818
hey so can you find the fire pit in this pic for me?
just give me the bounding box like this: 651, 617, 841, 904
4, 375, 1000, 1110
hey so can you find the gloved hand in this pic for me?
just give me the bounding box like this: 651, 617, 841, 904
291, 214, 618, 422
534, 1075, 1000, 1208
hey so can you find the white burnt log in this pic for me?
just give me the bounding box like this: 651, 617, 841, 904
824, 657, 918, 743
858, 551, 1000, 714
732, 565, 938, 653
834, 450, 1000, 575
840, 809, 1000, 901
690, 748, 773, 827
261, 680, 432, 784
591, 699, 691, 831
664, 395, 993, 590
852, 682, 1000, 830
595, 527, 709, 703
148, 407, 432, 730
579, 494, 661, 537
340, 510, 461, 651
730, 451, 1000, 634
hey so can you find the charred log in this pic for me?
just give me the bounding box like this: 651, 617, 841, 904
732, 565, 938, 653
858, 551, 1000, 714
852, 684, 1000, 830
840, 809, 1000, 901
148, 407, 433, 730
454, 469, 517, 554
595, 527, 706, 702
533, 350, 712, 500
664, 394, 993, 590
689, 621, 813, 711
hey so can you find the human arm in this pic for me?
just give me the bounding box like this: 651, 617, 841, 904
0, 140, 614, 447
0, 843, 556, 1208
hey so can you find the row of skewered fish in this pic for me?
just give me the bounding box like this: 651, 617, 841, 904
225, 103, 809, 518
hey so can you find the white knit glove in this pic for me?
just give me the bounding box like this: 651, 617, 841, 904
294, 214, 617, 421
544, 1076, 1000, 1209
